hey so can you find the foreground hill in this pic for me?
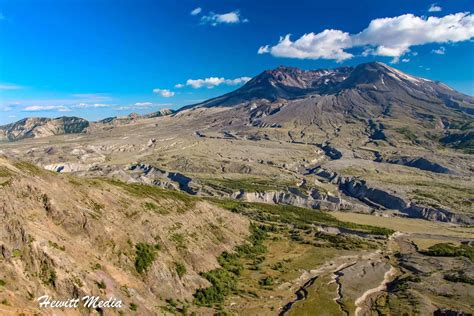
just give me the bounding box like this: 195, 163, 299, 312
0, 156, 249, 314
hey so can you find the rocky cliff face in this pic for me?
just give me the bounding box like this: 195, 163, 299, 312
232, 189, 352, 211
314, 167, 473, 225
0, 116, 89, 142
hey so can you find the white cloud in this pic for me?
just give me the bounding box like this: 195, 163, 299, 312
401, 58, 410, 63
175, 83, 185, 88
181, 76, 251, 89
134, 102, 153, 107
201, 10, 247, 26
153, 88, 175, 97
73, 103, 110, 109
114, 103, 172, 111
257, 45, 270, 54
431, 46, 446, 54
191, 7, 202, 16
262, 31, 353, 62
428, 4, 442, 12
23, 105, 71, 112
0, 83, 23, 90
259, 12, 474, 63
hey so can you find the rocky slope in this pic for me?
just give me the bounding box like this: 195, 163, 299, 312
0, 109, 175, 142
182, 62, 474, 119
0, 117, 89, 142
0, 156, 249, 315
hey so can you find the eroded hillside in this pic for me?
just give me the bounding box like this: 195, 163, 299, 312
0, 157, 249, 315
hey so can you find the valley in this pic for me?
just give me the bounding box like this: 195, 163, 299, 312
0, 62, 473, 315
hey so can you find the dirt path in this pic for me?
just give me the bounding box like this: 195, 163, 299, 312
354, 266, 398, 316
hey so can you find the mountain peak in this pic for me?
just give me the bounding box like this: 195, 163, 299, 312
180, 61, 474, 117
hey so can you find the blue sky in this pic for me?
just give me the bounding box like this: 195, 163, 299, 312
0, 0, 473, 125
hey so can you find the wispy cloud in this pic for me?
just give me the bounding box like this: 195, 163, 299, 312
190, 7, 202, 16
201, 10, 248, 26
0, 83, 24, 90
431, 46, 446, 54
114, 102, 172, 111
428, 4, 442, 12
22, 105, 72, 112
177, 76, 251, 89
134, 102, 153, 107
258, 12, 474, 63
72, 103, 111, 109
153, 88, 175, 97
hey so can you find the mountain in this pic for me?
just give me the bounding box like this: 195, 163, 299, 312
0, 109, 175, 142
1, 63, 473, 314
0, 116, 90, 142
176, 62, 473, 155
181, 62, 474, 118
98, 109, 175, 125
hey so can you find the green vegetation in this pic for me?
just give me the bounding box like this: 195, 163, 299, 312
48, 240, 65, 251
40, 265, 57, 287
313, 231, 375, 250
96, 280, 107, 289
1, 299, 9, 306
210, 199, 393, 236
0, 166, 12, 177
143, 201, 157, 210
129, 302, 138, 311
13, 161, 46, 176
0, 279, 6, 286
134, 242, 158, 274
420, 243, 474, 262
106, 179, 195, 212
89, 200, 104, 213
259, 276, 274, 286
175, 262, 187, 278
171, 233, 187, 250
193, 224, 268, 306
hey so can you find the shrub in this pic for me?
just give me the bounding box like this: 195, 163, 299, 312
193, 222, 268, 306
134, 243, 157, 274
96, 280, 106, 289
175, 262, 187, 278
421, 243, 474, 262
259, 276, 274, 286
129, 302, 137, 311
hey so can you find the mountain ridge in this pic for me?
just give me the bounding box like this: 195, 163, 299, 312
181, 62, 474, 115
2, 62, 473, 142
